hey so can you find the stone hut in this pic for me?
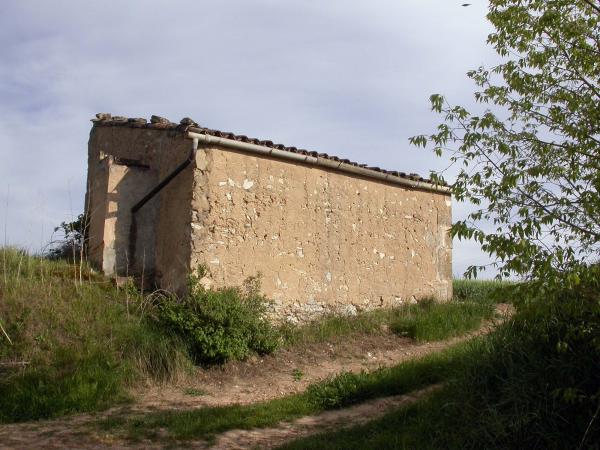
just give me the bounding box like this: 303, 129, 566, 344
85, 113, 452, 322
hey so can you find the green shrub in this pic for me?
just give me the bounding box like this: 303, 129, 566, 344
154, 275, 280, 364
419, 278, 600, 449
441, 279, 600, 449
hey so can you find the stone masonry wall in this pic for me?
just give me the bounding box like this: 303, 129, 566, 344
191, 146, 452, 323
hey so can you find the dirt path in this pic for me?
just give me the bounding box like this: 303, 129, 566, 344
0, 305, 512, 449
138, 331, 458, 411
209, 384, 442, 450
0, 385, 443, 450
137, 303, 512, 411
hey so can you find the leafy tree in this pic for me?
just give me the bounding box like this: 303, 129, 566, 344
46, 213, 88, 261
411, 0, 600, 282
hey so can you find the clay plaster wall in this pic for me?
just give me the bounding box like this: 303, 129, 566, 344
191, 146, 452, 322
86, 127, 193, 292
86, 126, 452, 320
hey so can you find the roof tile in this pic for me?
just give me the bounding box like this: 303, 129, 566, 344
91, 113, 445, 186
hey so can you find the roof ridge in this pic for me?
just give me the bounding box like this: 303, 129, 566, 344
91, 113, 443, 186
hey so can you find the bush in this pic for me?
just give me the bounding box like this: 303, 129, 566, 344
153, 274, 280, 364
381, 274, 600, 449
420, 277, 600, 449
446, 278, 600, 449
45, 214, 88, 261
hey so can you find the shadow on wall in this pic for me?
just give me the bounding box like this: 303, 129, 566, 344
96, 158, 159, 284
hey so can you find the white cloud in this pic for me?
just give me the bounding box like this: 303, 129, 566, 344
0, 0, 498, 275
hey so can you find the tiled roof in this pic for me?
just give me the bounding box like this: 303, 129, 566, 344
92, 113, 443, 186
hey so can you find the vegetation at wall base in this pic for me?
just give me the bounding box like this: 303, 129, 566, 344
151, 273, 280, 365
281, 284, 502, 347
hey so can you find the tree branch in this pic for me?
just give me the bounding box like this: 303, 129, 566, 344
581, 0, 600, 16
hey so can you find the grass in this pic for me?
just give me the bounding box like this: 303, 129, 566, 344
90, 279, 502, 442
0, 247, 192, 422
388, 297, 495, 341
275, 392, 447, 450
279, 277, 600, 450
0, 246, 508, 425
280, 285, 503, 346
279, 308, 399, 346
99, 392, 315, 441
453, 278, 515, 303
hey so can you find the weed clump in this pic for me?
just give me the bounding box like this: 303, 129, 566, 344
389, 297, 496, 342
452, 278, 514, 303
153, 272, 280, 364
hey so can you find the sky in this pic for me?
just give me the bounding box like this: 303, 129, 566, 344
0, 0, 499, 277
